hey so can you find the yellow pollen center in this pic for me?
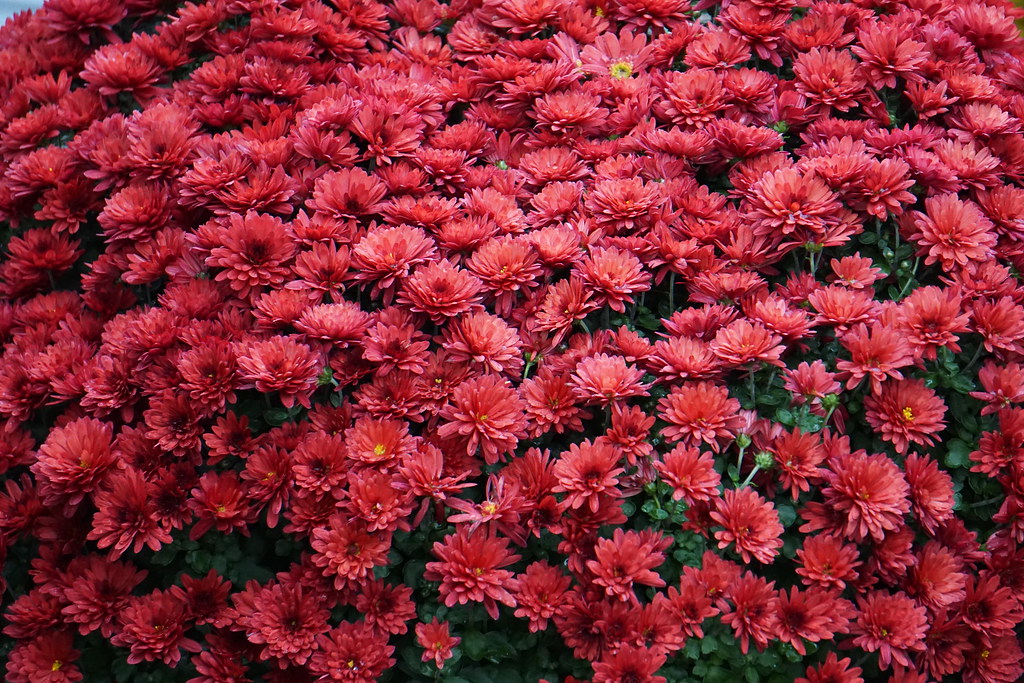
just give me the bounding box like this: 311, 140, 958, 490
477, 414, 488, 422
982, 650, 990, 659
474, 567, 484, 576
902, 406, 914, 421
373, 443, 386, 456
347, 660, 356, 668
52, 661, 62, 672
609, 61, 633, 79
481, 502, 498, 515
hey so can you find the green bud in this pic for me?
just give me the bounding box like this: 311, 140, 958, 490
822, 393, 840, 411
495, 160, 509, 170
736, 433, 752, 449
316, 367, 335, 387
754, 451, 775, 470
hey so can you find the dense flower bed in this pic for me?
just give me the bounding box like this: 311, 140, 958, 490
2, 0, 1024, 680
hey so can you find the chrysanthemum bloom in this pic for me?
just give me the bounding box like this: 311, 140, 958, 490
654, 444, 721, 505
311, 516, 391, 589
971, 363, 1024, 415
308, 167, 387, 227
170, 570, 231, 628
775, 587, 852, 656
711, 487, 784, 565
438, 373, 527, 465
908, 194, 997, 270
807, 285, 880, 334
972, 296, 1024, 356
863, 379, 947, 454
710, 319, 785, 368
898, 286, 971, 361
33, 417, 117, 510
521, 366, 591, 438
176, 340, 238, 413
770, 428, 826, 499
188, 471, 253, 540
206, 211, 297, 299
569, 353, 651, 408
425, 528, 520, 620
552, 438, 625, 513
821, 451, 911, 542
236, 336, 320, 409
465, 235, 543, 317
398, 259, 484, 322
851, 591, 929, 670
511, 561, 572, 633
657, 381, 741, 452
592, 645, 668, 683
836, 323, 914, 393
959, 572, 1023, 637
903, 453, 955, 534
88, 468, 172, 559
231, 582, 330, 666
587, 529, 671, 602
143, 392, 203, 457
576, 246, 652, 313
61, 557, 147, 638
350, 224, 437, 304
443, 311, 524, 376
309, 622, 395, 683
906, 542, 966, 612
795, 652, 864, 683
5, 632, 83, 683
745, 167, 841, 239
792, 47, 866, 112
416, 619, 460, 670
720, 572, 780, 654
111, 590, 201, 666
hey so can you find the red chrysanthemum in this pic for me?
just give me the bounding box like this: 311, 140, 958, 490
425, 528, 520, 620
657, 381, 741, 452
850, 591, 929, 670
438, 373, 528, 465
711, 487, 784, 565
863, 379, 947, 454
821, 451, 911, 543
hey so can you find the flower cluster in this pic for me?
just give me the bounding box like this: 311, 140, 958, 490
1, 0, 1023, 681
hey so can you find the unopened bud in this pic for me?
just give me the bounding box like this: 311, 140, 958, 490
736, 433, 752, 449
754, 451, 775, 470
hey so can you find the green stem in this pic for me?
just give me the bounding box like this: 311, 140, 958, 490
739, 465, 761, 489
668, 272, 676, 313
735, 445, 747, 485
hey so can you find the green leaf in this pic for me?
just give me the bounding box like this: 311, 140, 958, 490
462, 630, 487, 660
944, 439, 973, 469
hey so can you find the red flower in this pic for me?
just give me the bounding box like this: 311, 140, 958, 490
710, 319, 786, 368
654, 444, 721, 505
309, 622, 395, 682
443, 311, 524, 376
720, 572, 779, 654
587, 529, 671, 602
796, 652, 864, 683
657, 381, 741, 452
5, 632, 82, 683
552, 438, 625, 513
776, 586, 852, 656
711, 487, 784, 565
746, 167, 841, 239
88, 468, 172, 559
438, 373, 528, 465
416, 619, 460, 670
863, 379, 947, 454
398, 259, 485, 322
908, 194, 996, 271
206, 211, 297, 299
592, 645, 668, 683
795, 533, 860, 591
511, 561, 572, 632
850, 591, 929, 670
231, 582, 329, 666
111, 590, 201, 666
425, 529, 520, 620
821, 451, 911, 542
61, 556, 147, 638
351, 224, 437, 304
577, 246, 652, 313
236, 336, 320, 409
311, 516, 391, 589
570, 352, 651, 407
33, 417, 117, 510
836, 323, 915, 393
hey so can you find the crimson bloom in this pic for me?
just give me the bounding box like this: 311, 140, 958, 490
415, 619, 460, 670
425, 529, 520, 619
863, 379, 947, 454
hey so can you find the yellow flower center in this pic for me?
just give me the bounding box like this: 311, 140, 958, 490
609, 61, 633, 79
481, 502, 498, 515
52, 661, 62, 672
902, 406, 914, 421
373, 443, 386, 457
474, 567, 484, 576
